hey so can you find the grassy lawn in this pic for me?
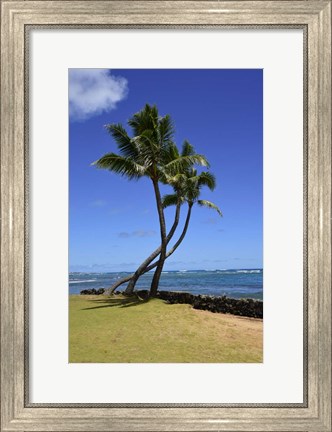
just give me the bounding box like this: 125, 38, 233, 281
69, 295, 263, 363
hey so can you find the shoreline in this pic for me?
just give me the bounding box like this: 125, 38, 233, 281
78, 288, 263, 319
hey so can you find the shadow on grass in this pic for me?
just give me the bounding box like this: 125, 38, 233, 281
81, 295, 150, 311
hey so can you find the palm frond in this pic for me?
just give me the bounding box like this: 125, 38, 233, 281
185, 171, 200, 186
164, 154, 210, 176
131, 131, 159, 168
184, 181, 201, 202
105, 123, 139, 159
161, 143, 180, 165
160, 171, 188, 187
193, 154, 210, 167
181, 140, 195, 157
197, 200, 222, 216
197, 171, 216, 191
162, 193, 181, 208
92, 153, 146, 180
158, 114, 175, 146
135, 129, 157, 150
187, 168, 198, 178
128, 104, 159, 137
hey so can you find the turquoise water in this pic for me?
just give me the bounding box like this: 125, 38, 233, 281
69, 269, 263, 300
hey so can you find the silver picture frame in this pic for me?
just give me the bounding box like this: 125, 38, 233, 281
1, 1, 331, 430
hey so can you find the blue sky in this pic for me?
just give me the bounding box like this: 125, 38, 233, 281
69, 69, 262, 272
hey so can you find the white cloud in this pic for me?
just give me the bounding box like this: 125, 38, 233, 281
69, 69, 128, 121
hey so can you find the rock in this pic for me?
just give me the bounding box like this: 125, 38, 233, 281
80, 288, 105, 295
135, 290, 263, 318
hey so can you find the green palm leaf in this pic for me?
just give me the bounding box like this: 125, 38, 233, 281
136, 129, 156, 147
160, 172, 188, 187
181, 140, 195, 157
197, 171, 216, 191
128, 104, 159, 137
197, 200, 222, 216
158, 114, 175, 147
162, 193, 181, 208
105, 123, 139, 159
184, 181, 200, 202
165, 154, 210, 175
161, 143, 180, 165
92, 153, 146, 180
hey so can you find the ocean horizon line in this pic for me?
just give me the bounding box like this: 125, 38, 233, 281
69, 268, 263, 274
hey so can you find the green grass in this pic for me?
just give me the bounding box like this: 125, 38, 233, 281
69, 295, 263, 363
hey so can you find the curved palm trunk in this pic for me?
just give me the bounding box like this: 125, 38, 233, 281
163, 204, 192, 260
109, 202, 180, 294
110, 204, 193, 293
143, 204, 192, 274
122, 201, 181, 295
110, 274, 133, 293
149, 179, 167, 297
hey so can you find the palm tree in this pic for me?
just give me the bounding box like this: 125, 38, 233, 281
93, 104, 209, 295
151, 167, 222, 297
110, 168, 222, 296
121, 141, 203, 295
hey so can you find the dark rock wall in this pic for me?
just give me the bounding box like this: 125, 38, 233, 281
79, 288, 263, 318
143, 290, 263, 318
80, 288, 105, 295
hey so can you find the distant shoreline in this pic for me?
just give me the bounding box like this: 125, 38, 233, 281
69, 269, 263, 300
70, 268, 263, 274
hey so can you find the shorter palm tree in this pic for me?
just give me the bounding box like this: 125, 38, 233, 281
149, 168, 221, 297
111, 168, 222, 296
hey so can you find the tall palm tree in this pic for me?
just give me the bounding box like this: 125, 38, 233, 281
122, 140, 203, 295
93, 104, 209, 295
110, 168, 222, 296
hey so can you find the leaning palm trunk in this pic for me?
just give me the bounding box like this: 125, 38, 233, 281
144, 204, 192, 274
111, 204, 193, 293
109, 274, 133, 294
149, 179, 168, 297
122, 202, 181, 295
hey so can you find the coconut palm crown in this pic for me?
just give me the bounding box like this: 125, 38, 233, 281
162, 167, 222, 216
93, 104, 209, 181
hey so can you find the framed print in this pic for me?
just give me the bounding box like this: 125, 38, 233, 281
0, 0, 331, 431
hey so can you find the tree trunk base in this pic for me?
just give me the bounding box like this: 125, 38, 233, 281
149, 288, 158, 298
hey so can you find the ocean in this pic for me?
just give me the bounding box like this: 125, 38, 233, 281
69, 269, 263, 300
